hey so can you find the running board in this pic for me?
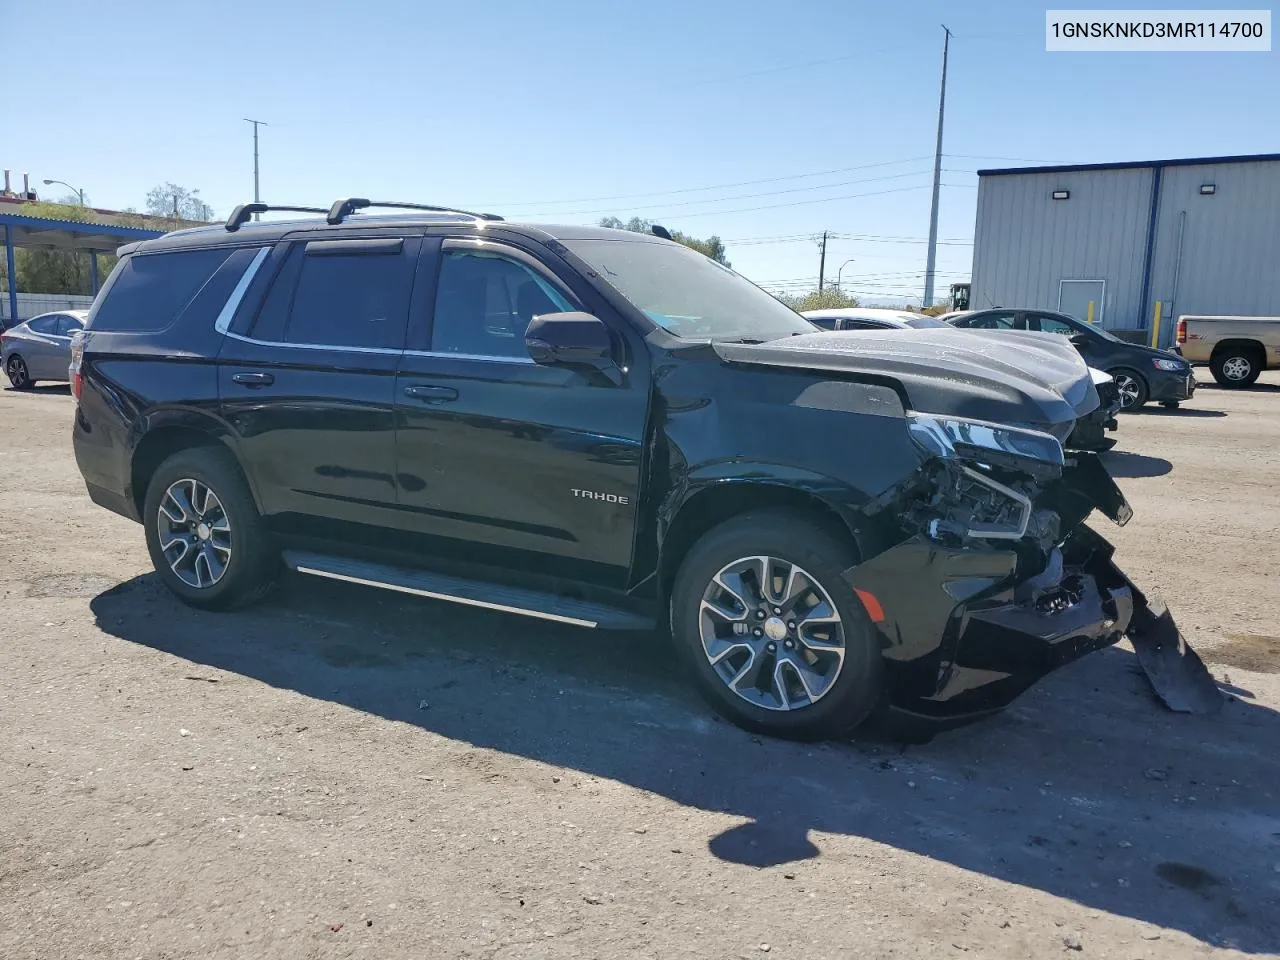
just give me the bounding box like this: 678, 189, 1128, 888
281, 551, 655, 631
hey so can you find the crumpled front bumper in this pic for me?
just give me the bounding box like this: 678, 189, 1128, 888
844, 525, 1135, 722
842, 451, 1170, 725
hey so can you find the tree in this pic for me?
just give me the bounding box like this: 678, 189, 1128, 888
145, 183, 214, 222
599, 216, 730, 267
772, 288, 861, 312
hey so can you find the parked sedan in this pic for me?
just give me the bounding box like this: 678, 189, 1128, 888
809, 307, 1120, 450
945, 308, 1194, 411
1, 310, 87, 389
802, 307, 952, 331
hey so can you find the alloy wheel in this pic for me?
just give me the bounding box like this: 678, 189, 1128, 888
1221, 356, 1252, 381
157, 478, 233, 589
1113, 373, 1141, 408
698, 555, 846, 712
7, 356, 28, 388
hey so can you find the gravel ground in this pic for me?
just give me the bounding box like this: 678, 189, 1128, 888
2, 374, 1278, 960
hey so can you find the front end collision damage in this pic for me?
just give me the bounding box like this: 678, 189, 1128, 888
846, 445, 1222, 722
652, 350, 1219, 727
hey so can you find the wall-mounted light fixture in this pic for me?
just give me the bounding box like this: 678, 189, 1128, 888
1052, 189, 1070, 200
1199, 183, 1216, 195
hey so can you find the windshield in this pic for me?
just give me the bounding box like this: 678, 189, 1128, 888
562, 237, 816, 341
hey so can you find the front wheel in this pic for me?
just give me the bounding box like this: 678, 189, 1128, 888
6, 355, 33, 390
1109, 368, 1148, 410
142, 446, 278, 610
669, 510, 883, 740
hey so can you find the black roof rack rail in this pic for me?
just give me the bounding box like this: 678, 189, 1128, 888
225, 202, 329, 232
326, 198, 504, 225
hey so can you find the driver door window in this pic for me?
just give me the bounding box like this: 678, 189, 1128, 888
430, 249, 574, 359
1033, 314, 1079, 337
967, 311, 1020, 330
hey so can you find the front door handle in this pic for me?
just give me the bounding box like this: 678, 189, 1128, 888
231, 371, 275, 387
403, 384, 458, 402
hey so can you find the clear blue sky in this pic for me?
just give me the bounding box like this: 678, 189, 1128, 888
5, 0, 1277, 303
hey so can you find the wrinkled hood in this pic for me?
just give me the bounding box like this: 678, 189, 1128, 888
714, 328, 1098, 435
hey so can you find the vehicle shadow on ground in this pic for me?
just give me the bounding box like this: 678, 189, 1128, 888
1129, 406, 1227, 418
1100, 450, 1173, 478
91, 574, 1280, 952
1195, 382, 1280, 395
1, 383, 70, 395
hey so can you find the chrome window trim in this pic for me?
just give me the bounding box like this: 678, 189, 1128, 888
213, 246, 272, 335
404, 349, 535, 364
222, 330, 402, 355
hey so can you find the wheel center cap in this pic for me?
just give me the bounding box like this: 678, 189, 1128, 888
763, 616, 788, 642
196, 523, 211, 541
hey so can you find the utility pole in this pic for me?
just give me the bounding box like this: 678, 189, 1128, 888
923, 24, 952, 310
817, 231, 828, 292
244, 118, 268, 220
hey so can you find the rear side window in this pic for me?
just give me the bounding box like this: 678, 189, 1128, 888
89, 248, 235, 332
27, 315, 58, 334
249, 240, 416, 350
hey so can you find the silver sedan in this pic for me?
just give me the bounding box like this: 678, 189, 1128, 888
2, 310, 87, 389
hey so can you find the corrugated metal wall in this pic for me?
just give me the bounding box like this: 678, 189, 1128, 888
971, 158, 1280, 346
971, 168, 1152, 328
1148, 159, 1280, 328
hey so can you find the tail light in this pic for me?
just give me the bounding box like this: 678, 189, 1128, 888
1175, 317, 1187, 346
69, 330, 86, 401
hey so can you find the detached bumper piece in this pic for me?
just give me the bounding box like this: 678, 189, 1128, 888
844, 525, 1221, 725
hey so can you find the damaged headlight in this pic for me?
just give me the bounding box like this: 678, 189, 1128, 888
904, 414, 1067, 542
906, 413, 1065, 479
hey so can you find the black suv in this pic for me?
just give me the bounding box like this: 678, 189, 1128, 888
70, 199, 1203, 739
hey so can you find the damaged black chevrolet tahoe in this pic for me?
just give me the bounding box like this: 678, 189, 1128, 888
70, 199, 1217, 740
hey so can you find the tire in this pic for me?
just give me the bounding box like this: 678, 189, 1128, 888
142, 446, 278, 610
1108, 368, 1148, 410
1160, 401, 1180, 410
6, 355, 33, 390
669, 509, 883, 740
1210, 348, 1262, 388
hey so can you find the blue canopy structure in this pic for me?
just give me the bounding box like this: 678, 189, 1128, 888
1, 211, 165, 324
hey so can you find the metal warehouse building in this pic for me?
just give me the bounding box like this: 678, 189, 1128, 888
969, 153, 1280, 348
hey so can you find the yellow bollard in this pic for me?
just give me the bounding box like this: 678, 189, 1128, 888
1086, 301, 1095, 324
1151, 301, 1163, 348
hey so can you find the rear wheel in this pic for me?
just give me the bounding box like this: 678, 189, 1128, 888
142, 447, 278, 610
1109, 368, 1148, 410
669, 510, 882, 740
6, 355, 33, 390
1211, 348, 1262, 388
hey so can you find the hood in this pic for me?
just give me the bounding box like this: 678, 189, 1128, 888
714, 328, 1098, 436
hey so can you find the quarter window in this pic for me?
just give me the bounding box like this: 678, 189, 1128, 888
430, 249, 573, 358
89, 248, 235, 332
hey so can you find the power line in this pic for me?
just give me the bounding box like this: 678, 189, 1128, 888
525, 181, 979, 222
485, 156, 936, 208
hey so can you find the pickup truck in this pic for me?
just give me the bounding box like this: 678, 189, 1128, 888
1175, 314, 1280, 387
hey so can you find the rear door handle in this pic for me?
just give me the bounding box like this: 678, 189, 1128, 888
231, 372, 275, 387
403, 384, 458, 402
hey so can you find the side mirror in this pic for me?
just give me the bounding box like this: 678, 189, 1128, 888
1069, 333, 1091, 346
525, 312, 615, 370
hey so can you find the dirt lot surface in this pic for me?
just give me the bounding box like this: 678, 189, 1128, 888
2, 374, 1279, 960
